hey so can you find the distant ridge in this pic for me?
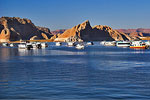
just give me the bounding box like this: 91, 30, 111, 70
116, 28, 150, 34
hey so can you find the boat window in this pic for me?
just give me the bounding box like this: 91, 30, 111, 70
117, 43, 130, 45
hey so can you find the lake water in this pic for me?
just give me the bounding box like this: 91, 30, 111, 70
0, 42, 150, 99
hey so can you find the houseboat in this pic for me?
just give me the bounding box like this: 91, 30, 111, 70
100, 41, 116, 46
116, 41, 131, 47
130, 41, 147, 49
18, 43, 33, 50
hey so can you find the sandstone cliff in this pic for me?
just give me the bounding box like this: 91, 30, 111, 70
54, 20, 131, 42
0, 17, 52, 42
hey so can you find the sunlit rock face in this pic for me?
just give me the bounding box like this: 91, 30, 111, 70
54, 20, 130, 42
0, 17, 52, 42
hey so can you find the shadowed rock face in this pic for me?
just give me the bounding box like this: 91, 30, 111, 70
55, 20, 131, 42
51, 29, 66, 35
0, 17, 52, 42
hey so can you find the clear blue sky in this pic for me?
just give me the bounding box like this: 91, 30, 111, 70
0, 0, 150, 31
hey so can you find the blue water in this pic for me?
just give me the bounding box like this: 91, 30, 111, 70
0, 42, 150, 99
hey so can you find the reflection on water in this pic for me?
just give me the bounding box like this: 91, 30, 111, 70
0, 42, 150, 99
49, 50, 86, 55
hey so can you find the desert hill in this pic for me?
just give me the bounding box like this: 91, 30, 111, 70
54, 20, 131, 42
0, 17, 53, 42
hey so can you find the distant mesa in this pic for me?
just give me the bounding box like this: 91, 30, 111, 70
116, 28, 150, 34
0, 16, 53, 42
54, 20, 131, 42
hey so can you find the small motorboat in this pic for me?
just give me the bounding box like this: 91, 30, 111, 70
67, 42, 75, 46
145, 41, 150, 48
100, 41, 106, 45
86, 42, 94, 45
56, 42, 62, 46
10, 43, 14, 47
41, 42, 48, 48
18, 43, 26, 49
2, 42, 9, 47
36, 42, 42, 49
32, 43, 37, 48
75, 44, 84, 49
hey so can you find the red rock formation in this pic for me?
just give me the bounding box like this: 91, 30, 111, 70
116, 28, 150, 40
55, 20, 131, 42
0, 17, 53, 42
116, 28, 150, 35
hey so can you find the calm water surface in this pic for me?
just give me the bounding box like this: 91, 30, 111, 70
0, 42, 150, 99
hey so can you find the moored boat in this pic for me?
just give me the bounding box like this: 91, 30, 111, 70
100, 41, 116, 46
116, 41, 131, 47
36, 42, 42, 49
100, 41, 106, 45
56, 42, 62, 46
75, 44, 84, 49
9, 43, 14, 47
18, 43, 33, 50
86, 42, 94, 45
67, 42, 75, 46
18, 43, 26, 49
31, 42, 42, 49
2, 42, 9, 47
145, 41, 150, 48
130, 41, 147, 49
41, 42, 48, 48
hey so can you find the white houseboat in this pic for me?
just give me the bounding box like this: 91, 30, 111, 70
100, 41, 116, 46
116, 41, 131, 47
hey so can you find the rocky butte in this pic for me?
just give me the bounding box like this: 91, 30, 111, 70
54, 20, 131, 42
0, 17, 53, 42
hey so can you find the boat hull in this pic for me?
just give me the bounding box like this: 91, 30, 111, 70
130, 46, 147, 49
